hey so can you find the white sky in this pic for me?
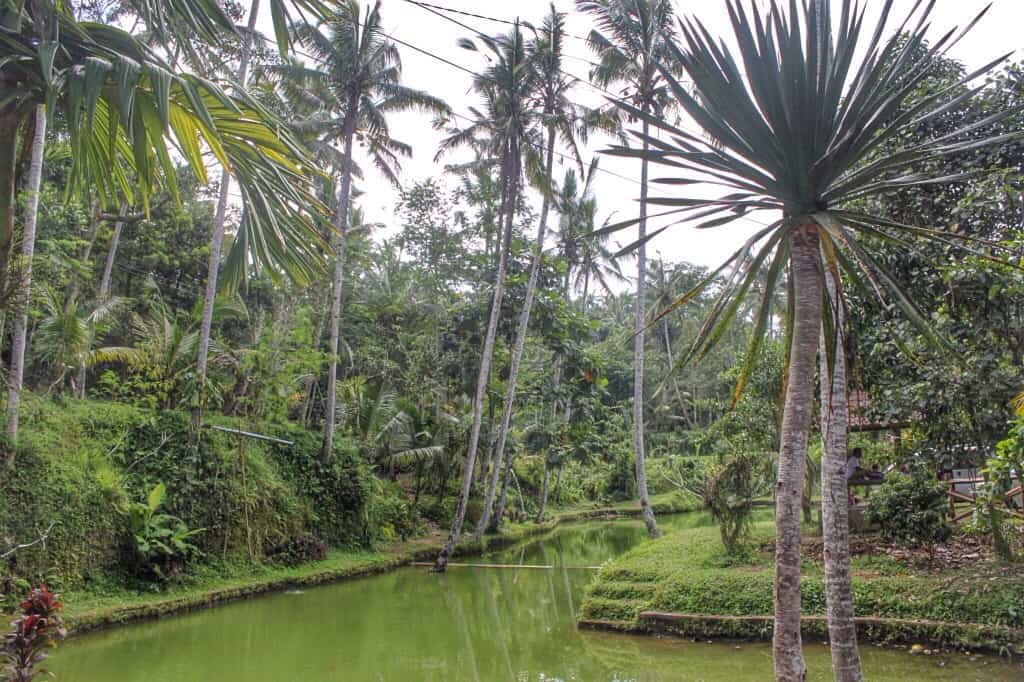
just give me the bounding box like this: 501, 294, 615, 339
257, 0, 1023, 271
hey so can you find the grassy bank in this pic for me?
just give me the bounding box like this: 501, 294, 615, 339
580, 521, 1024, 654
59, 491, 697, 635
0, 394, 700, 636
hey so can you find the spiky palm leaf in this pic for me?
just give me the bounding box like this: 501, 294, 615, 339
602, 0, 1021, 400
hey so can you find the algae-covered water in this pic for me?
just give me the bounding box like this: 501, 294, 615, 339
50, 514, 1022, 681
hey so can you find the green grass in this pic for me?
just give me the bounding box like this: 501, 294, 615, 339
58, 494, 695, 635
548, 491, 701, 518
580, 520, 1024, 653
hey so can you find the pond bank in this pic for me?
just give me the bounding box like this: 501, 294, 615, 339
579, 522, 1024, 655
62, 493, 697, 635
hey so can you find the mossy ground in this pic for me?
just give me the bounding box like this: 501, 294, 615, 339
580, 518, 1024, 654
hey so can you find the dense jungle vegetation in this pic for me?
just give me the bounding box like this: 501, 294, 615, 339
1, 0, 1023, 680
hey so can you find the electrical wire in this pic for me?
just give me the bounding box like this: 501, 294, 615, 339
285, 11, 777, 231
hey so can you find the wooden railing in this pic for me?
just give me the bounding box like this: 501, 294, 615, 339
944, 477, 1024, 522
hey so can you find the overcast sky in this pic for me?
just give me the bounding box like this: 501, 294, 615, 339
257, 0, 1023, 272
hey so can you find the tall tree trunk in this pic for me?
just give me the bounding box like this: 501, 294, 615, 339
322, 104, 358, 462
634, 120, 658, 538
75, 203, 127, 398
492, 446, 513, 528
525, 261, 573, 529
662, 316, 688, 411
193, 0, 261, 429
773, 224, 822, 682
474, 124, 556, 539
301, 286, 330, 427
4, 105, 46, 459
580, 264, 590, 315
63, 201, 101, 313
535, 462, 551, 523
97, 203, 127, 303
820, 269, 862, 682
0, 109, 20, 303
432, 147, 517, 572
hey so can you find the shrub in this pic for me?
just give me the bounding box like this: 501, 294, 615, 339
701, 453, 771, 554
267, 533, 326, 567
603, 444, 636, 501
365, 481, 419, 543
1, 398, 374, 589
866, 467, 952, 551
2, 585, 65, 681
126, 483, 204, 581
264, 429, 373, 547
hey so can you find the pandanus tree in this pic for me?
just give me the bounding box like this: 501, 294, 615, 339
577, 0, 683, 538
284, 1, 450, 461
604, 1, 1020, 679
431, 24, 543, 572
0, 0, 327, 455
474, 5, 594, 538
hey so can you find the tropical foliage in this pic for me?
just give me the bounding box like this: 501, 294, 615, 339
0, 1, 1022, 679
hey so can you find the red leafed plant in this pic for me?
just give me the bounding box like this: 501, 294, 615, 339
2, 585, 66, 681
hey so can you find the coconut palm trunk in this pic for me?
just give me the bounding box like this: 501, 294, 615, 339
63, 202, 101, 313
4, 105, 46, 456
634, 118, 658, 538
322, 105, 357, 462
535, 460, 551, 523
773, 224, 822, 681
820, 269, 862, 681
474, 125, 556, 539
533, 263, 572, 525
301, 286, 331, 426
96, 204, 126, 304
0, 111, 20, 299
432, 147, 517, 572
74, 202, 128, 398
193, 0, 261, 429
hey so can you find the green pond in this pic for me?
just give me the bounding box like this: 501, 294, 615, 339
51, 513, 1022, 681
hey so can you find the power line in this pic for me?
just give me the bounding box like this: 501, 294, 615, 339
398, 0, 594, 43
397, 0, 720, 147
400, 0, 631, 103
399, 0, 604, 71
287, 12, 776, 231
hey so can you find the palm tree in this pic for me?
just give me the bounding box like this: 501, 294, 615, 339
519, 158, 626, 527
819, 268, 858, 679
32, 289, 123, 396
646, 257, 690, 412
431, 23, 542, 572
0, 0, 329, 452
474, 5, 589, 539
558, 160, 625, 315
606, 1, 1017, 679
194, 0, 263, 429
105, 278, 246, 410
285, 0, 450, 462
4, 105, 46, 449
577, 0, 682, 538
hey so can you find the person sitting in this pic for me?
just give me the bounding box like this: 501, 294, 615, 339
845, 449, 885, 504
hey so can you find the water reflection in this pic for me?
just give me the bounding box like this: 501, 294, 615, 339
51, 516, 1022, 681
